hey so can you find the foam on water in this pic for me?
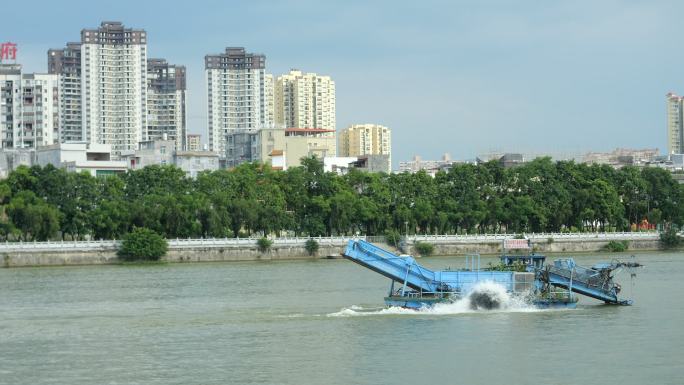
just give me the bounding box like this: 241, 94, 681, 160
327, 281, 542, 317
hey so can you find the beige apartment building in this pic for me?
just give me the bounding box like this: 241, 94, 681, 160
339, 124, 391, 170
274, 70, 335, 130
187, 134, 201, 152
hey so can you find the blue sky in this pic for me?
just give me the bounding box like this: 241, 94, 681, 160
4, 0, 683, 164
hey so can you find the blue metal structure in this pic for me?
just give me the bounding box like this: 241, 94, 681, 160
343, 239, 637, 309
540, 259, 633, 305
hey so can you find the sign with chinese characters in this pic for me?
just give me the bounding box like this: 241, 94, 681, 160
504, 238, 530, 250
0, 42, 17, 61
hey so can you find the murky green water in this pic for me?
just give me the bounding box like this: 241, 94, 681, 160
1, 252, 682, 385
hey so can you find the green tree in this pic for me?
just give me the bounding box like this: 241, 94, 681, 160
118, 227, 168, 261
6, 191, 61, 241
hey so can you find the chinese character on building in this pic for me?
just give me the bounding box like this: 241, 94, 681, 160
0, 42, 17, 61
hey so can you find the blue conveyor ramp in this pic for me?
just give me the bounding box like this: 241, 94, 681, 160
343, 239, 443, 292
343, 240, 516, 294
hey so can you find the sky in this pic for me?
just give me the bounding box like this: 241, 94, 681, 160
4, 0, 684, 165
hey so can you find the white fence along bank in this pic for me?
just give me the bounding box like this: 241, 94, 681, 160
0, 232, 661, 253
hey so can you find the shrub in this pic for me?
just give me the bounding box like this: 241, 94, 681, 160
257, 237, 273, 253
385, 229, 401, 247
118, 227, 168, 261
605, 240, 628, 252
660, 229, 682, 249
414, 241, 434, 257
547, 237, 554, 244
305, 239, 319, 256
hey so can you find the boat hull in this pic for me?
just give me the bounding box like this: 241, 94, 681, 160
384, 295, 578, 310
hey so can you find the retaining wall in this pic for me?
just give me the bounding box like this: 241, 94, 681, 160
1, 237, 663, 268
412, 239, 661, 256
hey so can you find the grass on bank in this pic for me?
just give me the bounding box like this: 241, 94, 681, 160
604, 240, 629, 252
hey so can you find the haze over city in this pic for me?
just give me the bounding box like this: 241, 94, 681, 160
4, 0, 682, 164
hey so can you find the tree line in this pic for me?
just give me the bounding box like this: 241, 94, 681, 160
0, 156, 682, 241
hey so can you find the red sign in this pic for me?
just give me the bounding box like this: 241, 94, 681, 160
504, 239, 530, 250
1, 42, 17, 61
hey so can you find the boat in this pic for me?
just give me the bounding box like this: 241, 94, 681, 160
342, 239, 640, 310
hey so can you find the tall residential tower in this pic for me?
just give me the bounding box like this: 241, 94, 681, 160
667, 92, 683, 154
205, 47, 269, 156
50, 22, 149, 156
80, 22, 148, 155
147, 58, 186, 150
274, 70, 335, 130
48, 43, 82, 142
0, 64, 59, 149
50, 22, 187, 156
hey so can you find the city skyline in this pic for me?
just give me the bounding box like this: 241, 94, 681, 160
3, 0, 684, 166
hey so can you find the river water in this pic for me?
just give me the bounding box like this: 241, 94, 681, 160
1, 252, 682, 385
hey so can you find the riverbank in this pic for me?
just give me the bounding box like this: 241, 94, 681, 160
0, 232, 664, 268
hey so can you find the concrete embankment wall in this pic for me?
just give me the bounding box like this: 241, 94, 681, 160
1, 238, 662, 268
413, 239, 661, 256
1, 244, 349, 268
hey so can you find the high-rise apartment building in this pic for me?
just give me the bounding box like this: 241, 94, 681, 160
50, 23, 187, 157
205, 47, 269, 156
1, 64, 59, 149
339, 124, 391, 171
48, 43, 82, 142
667, 92, 684, 154
264, 74, 275, 128
274, 70, 335, 130
147, 59, 186, 150
50, 22, 148, 156
81, 22, 147, 156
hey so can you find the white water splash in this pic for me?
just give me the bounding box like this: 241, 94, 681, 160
327, 281, 542, 317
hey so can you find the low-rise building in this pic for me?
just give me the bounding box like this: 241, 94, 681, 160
269, 150, 286, 170
324, 156, 358, 174
224, 127, 336, 170
121, 139, 175, 168
35, 142, 127, 176
0, 149, 34, 178
224, 128, 286, 168
352, 154, 392, 174
338, 124, 391, 172
284, 128, 336, 169
399, 154, 462, 175
582, 148, 659, 168
121, 139, 218, 177
174, 151, 219, 177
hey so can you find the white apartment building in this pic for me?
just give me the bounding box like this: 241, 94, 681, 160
35, 142, 128, 177
205, 47, 269, 157
147, 59, 186, 151
274, 70, 336, 130
0, 64, 59, 149
339, 124, 392, 171
80, 22, 147, 156
50, 23, 187, 158
667, 92, 683, 154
